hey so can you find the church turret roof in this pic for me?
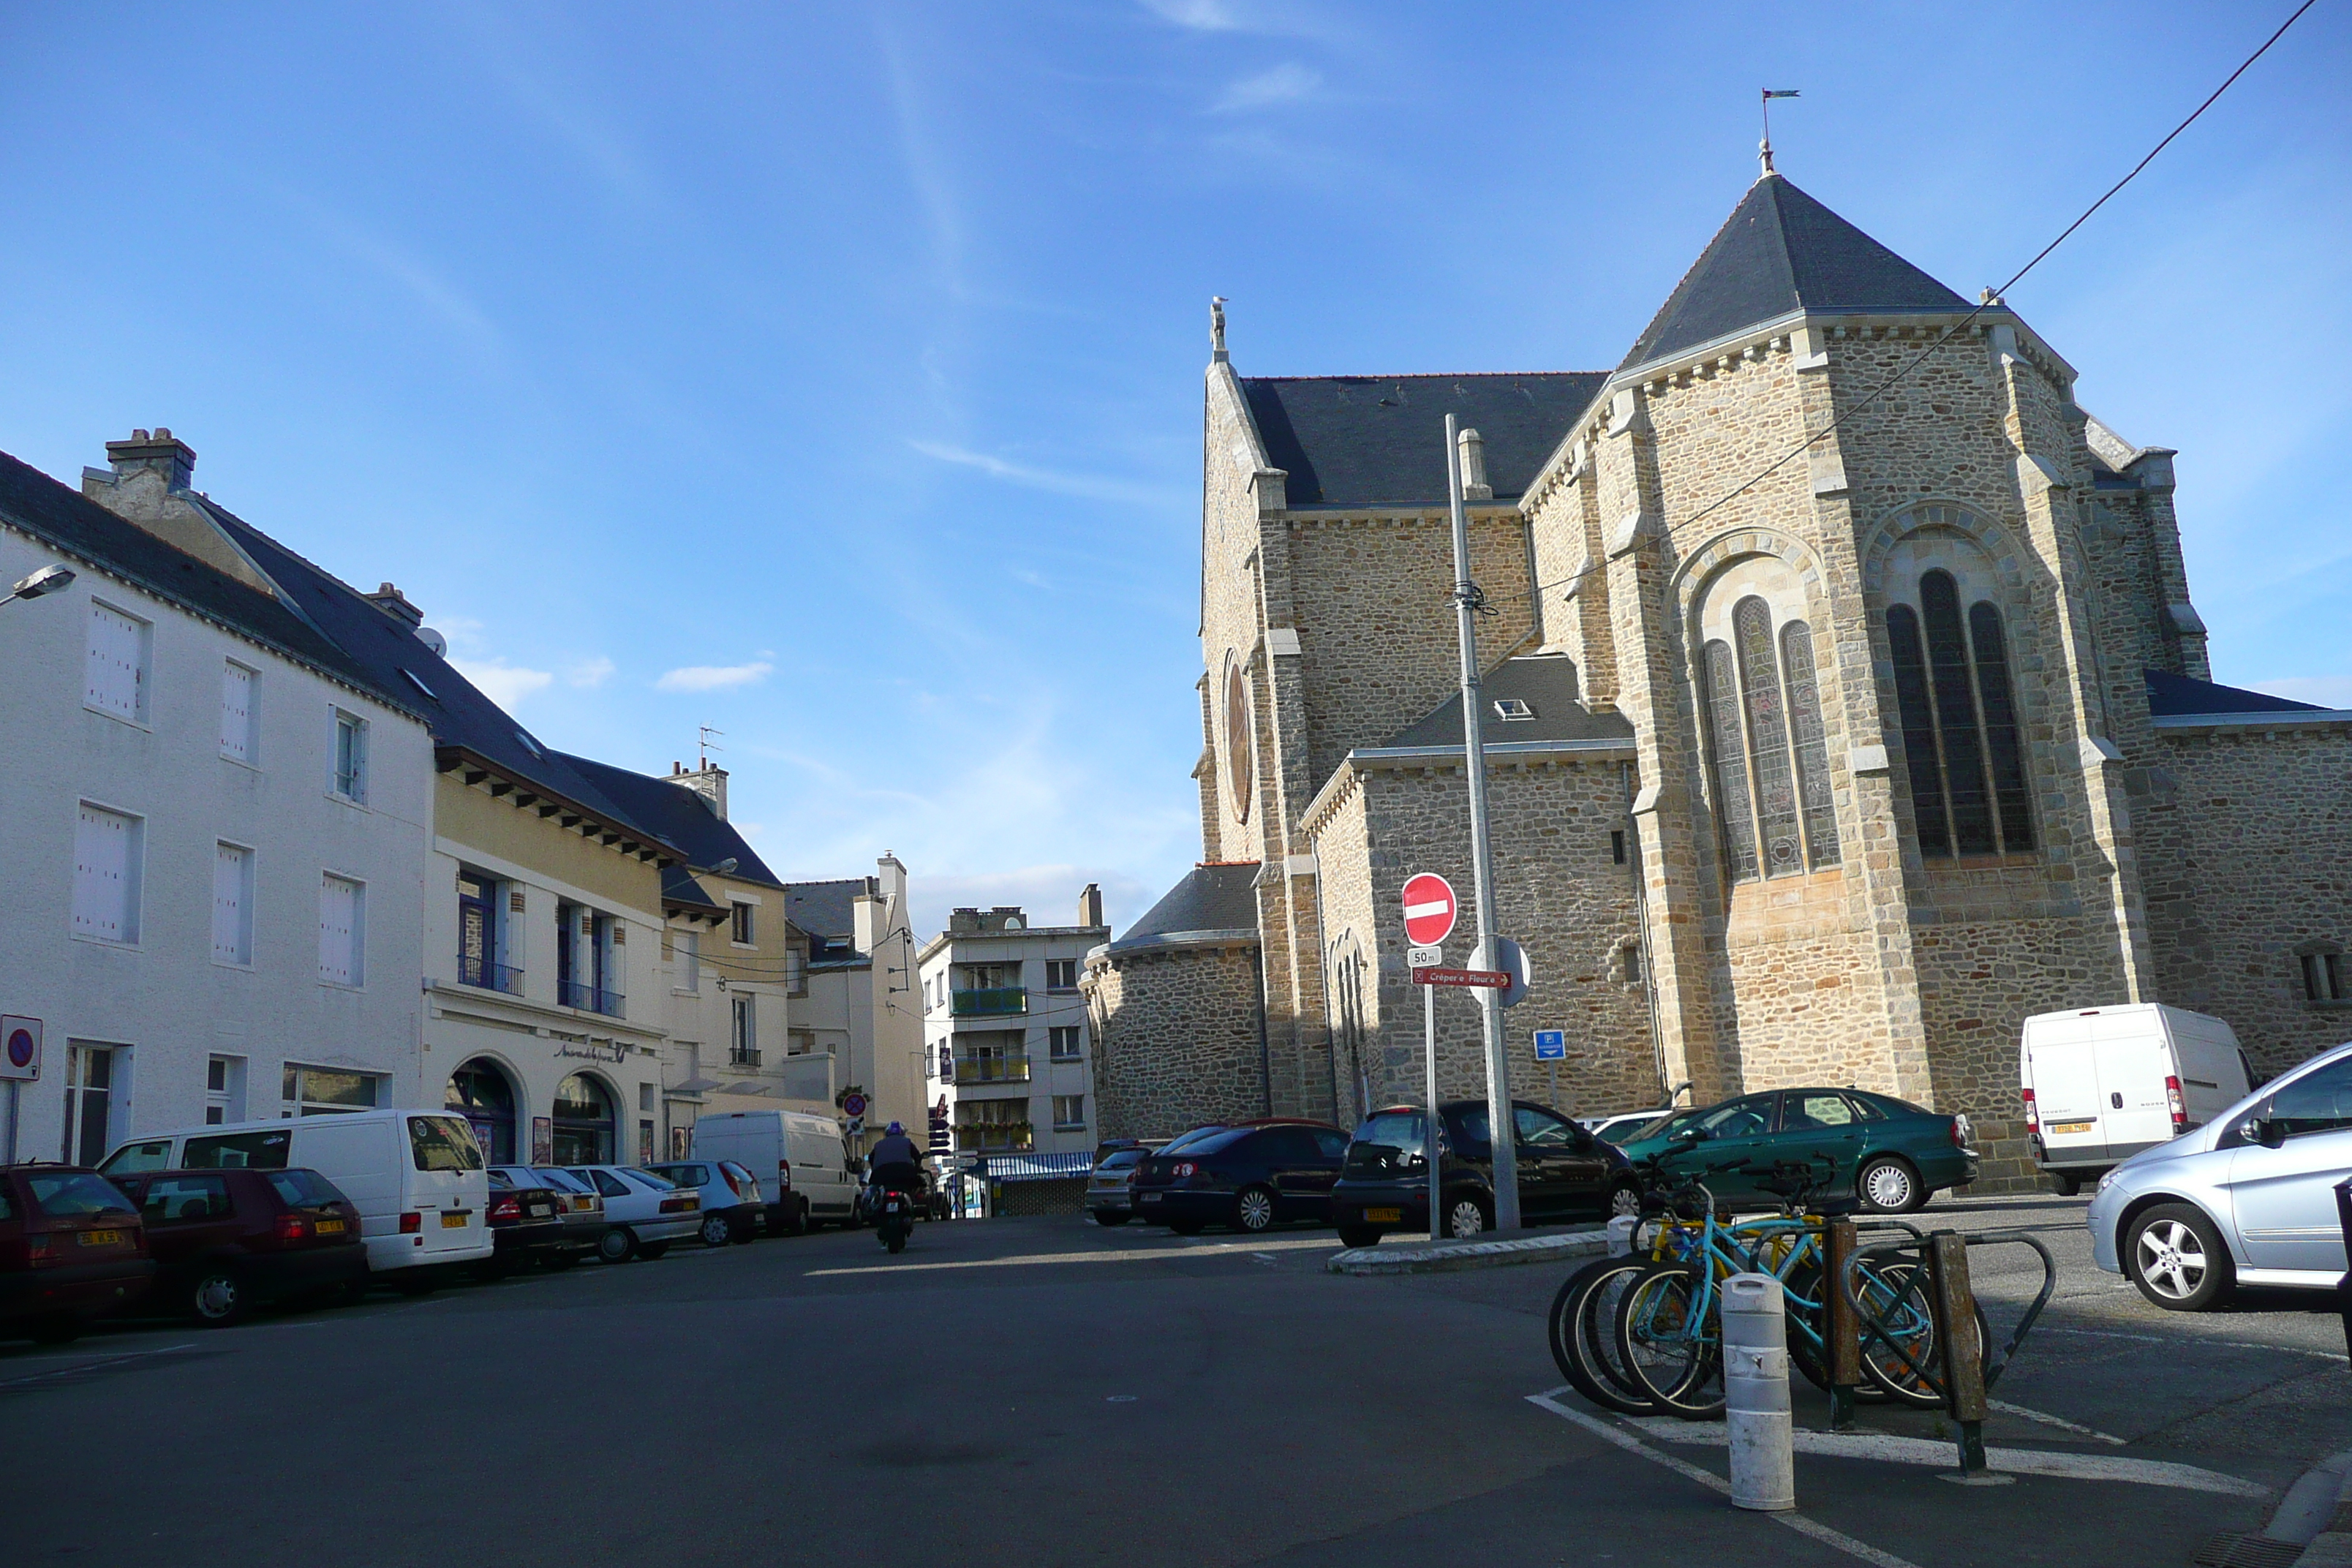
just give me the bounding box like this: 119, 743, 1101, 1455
1619, 173, 1971, 372
1240, 372, 1605, 508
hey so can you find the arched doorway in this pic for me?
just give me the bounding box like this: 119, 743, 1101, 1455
445, 1060, 519, 1164
551, 1073, 617, 1165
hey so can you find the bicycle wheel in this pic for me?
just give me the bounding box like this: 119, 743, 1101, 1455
1614, 1261, 1724, 1420
1852, 1259, 1991, 1409
1547, 1256, 1659, 1415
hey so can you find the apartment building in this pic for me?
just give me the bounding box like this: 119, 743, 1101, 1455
917, 889, 1110, 1158
0, 435, 431, 1162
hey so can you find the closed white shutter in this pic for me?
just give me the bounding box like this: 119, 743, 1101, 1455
213, 843, 252, 963
72, 804, 137, 941
85, 604, 146, 720
319, 874, 363, 986
219, 663, 254, 761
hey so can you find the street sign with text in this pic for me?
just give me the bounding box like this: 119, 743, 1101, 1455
1406, 943, 1442, 968
1411, 966, 1509, 990
1533, 1029, 1567, 1061
1401, 873, 1458, 949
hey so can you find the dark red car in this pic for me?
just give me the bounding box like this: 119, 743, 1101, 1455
0, 1165, 153, 1343
106, 1167, 366, 1326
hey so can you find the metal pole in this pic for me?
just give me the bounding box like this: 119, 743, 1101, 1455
2, 1081, 16, 1165
1425, 982, 1441, 1242
1445, 413, 1519, 1232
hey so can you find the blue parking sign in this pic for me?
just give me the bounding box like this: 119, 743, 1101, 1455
1532, 1029, 1567, 1061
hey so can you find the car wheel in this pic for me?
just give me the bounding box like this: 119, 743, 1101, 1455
328, 1276, 372, 1307
546, 1251, 581, 1270
1607, 1180, 1643, 1221
389, 1270, 438, 1297
472, 1254, 515, 1281
1337, 1224, 1384, 1250
28, 1313, 84, 1346
1446, 1195, 1491, 1240
2126, 1202, 2234, 1311
1091, 1211, 1130, 1226
597, 1226, 638, 1264
638, 1241, 671, 1260
189, 1268, 248, 1327
1234, 1186, 1277, 1233
1167, 1218, 1205, 1236
1857, 1156, 1924, 1214
2051, 1171, 2084, 1197
699, 1213, 733, 1248
780, 1202, 808, 1236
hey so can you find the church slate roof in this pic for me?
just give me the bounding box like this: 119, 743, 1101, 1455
1380, 653, 1637, 750
2144, 668, 2324, 717
1240, 372, 1606, 508
1108, 862, 1262, 953
1619, 173, 1972, 372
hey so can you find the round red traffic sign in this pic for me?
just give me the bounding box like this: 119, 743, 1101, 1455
1401, 873, 1458, 948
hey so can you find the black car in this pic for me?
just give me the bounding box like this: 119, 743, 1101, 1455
1131, 1120, 1350, 1235
480, 1169, 585, 1275
1331, 1100, 1637, 1246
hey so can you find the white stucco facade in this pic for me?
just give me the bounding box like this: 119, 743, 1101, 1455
918, 898, 1112, 1158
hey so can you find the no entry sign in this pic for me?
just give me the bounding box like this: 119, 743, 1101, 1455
1401, 873, 1458, 948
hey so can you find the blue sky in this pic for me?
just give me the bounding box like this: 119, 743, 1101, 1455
1, 2, 2344, 937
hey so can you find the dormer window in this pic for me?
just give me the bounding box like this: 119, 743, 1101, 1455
1493, 698, 1535, 721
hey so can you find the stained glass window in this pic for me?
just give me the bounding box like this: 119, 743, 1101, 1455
1702, 640, 1757, 881
1885, 574, 2034, 859
1779, 620, 1839, 866
1700, 595, 1839, 886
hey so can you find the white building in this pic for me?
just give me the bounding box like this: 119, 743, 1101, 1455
917, 889, 1111, 1158
784, 864, 924, 1148
0, 432, 433, 1162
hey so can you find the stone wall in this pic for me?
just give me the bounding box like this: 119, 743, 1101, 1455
1083, 940, 1268, 1141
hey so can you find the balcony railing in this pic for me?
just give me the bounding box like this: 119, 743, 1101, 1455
953, 1055, 1030, 1085
728, 1045, 762, 1068
955, 1123, 1034, 1153
455, 953, 523, 995
559, 980, 625, 1018
951, 987, 1028, 1017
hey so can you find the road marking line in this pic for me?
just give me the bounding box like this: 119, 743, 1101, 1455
1525, 1390, 1923, 1568
805, 1236, 1338, 1277
1616, 1413, 2264, 1496
0, 1342, 197, 1391
2037, 1325, 2348, 1362
1987, 1398, 2127, 1444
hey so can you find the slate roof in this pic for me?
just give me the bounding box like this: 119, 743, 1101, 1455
1240, 373, 1607, 508
660, 866, 730, 916
2144, 668, 2324, 717
1381, 653, 1636, 751
0, 450, 415, 717
556, 752, 781, 886
1620, 174, 1972, 371
1107, 862, 1262, 954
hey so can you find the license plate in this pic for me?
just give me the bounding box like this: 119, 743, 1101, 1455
1364, 1207, 1403, 1224
314, 1218, 346, 1234
2048, 1120, 2095, 1135
527, 1205, 551, 1218
80, 1229, 124, 1246
440, 1211, 468, 1229
1141, 1192, 1161, 1203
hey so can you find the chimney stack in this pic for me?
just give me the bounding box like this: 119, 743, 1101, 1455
674, 762, 728, 820
1455, 426, 1492, 500
103, 428, 197, 491
1078, 883, 1104, 929
365, 582, 423, 627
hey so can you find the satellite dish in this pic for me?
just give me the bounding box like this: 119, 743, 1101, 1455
714, 857, 739, 875
415, 626, 448, 656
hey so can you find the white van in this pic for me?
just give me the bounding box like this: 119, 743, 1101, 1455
693, 1110, 857, 1233
2019, 1004, 2250, 1193
101, 1110, 494, 1286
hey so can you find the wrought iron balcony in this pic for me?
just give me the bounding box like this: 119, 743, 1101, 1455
952, 1055, 1030, 1085
728, 1045, 762, 1068
455, 952, 523, 995
951, 987, 1028, 1017
955, 1123, 1034, 1153
559, 980, 625, 1018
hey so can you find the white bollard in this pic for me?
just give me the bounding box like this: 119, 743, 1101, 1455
1607, 1214, 1638, 1257
1721, 1272, 1795, 1512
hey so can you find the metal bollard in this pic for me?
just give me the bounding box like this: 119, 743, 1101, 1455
1824, 1217, 1860, 1432
1607, 1214, 1638, 1257
1722, 1273, 1795, 1512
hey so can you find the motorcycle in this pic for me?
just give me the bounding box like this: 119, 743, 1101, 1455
873, 1185, 912, 1254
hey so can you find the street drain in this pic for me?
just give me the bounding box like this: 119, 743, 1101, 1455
2192, 1534, 2304, 1568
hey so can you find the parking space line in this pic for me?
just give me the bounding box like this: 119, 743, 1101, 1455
2036, 1325, 2348, 1362
804, 1236, 1338, 1277
1525, 1390, 1924, 1568
1986, 1398, 2127, 1445
0, 1343, 197, 1392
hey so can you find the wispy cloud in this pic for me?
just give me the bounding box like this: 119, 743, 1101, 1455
1141, 0, 1246, 28
656, 661, 774, 693
910, 440, 1179, 508
567, 655, 617, 689
1212, 63, 1321, 113
451, 658, 554, 708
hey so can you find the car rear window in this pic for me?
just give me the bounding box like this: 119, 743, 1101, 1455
1355, 1111, 1427, 1152
487, 1169, 516, 1189
266, 1170, 347, 1208
0, 1186, 14, 1222
185, 1130, 291, 1169
620, 1169, 676, 1191
1172, 1128, 1251, 1157
1158, 1126, 1230, 1154
99, 1138, 176, 1175
141, 1175, 234, 1224
409, 1115, 485, 1172
660, 1164, 711, 1187
29, 1172, 136, 1218
535, 1168, 589, 1194
1095, 1151, 1142, 1172
720, 1162, 755, 1185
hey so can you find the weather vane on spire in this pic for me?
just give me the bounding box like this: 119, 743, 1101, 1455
1760, 88, 1800, 175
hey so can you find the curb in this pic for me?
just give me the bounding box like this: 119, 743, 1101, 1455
1324, 1227, 1609, 1275
2295, 1455, 2352, 1567
2268, 1450, 2352, 1567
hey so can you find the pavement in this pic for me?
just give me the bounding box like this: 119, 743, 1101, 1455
0, 1194, 2342, 1567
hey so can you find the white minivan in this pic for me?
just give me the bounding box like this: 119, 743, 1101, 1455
102, 1110, 494, 1287
2019, 1004, 2250, 1194
694, 1110, 858, 1233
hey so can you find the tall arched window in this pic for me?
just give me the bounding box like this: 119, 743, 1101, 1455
551, 1073, 617, 1165
1699, 591, 1839, 883
445, 1060, 517, 1164
1885, 569, 2033, 858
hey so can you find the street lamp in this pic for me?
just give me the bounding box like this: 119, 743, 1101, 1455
1, 563, 75, 608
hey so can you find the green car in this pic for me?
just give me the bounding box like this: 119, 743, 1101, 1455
1612, 1087, 1978, 1213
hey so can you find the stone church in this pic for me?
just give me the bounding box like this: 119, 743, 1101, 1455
1082, 168, 2352, 1189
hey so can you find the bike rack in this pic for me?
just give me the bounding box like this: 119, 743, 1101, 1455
1833, 1228, 2059, 1477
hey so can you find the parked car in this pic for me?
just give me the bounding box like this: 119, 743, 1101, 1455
102, 1110, 492, 1289
1613, 1088, 1978, 1213
0, 1166, 152, 1343
2087, 1041, 2352, 1311
105, 1167, 367, 1324
491, 1165, 607, 1256
1131, 1119, 1350, 1235
1085, 1147, 1151, 1226
1584, 1109, 1678, 1145
2021, 1003, 2250, 1194
479, 1169, 588, 1276
648, 1159, 764, 1245
693, 1110, 856, 1233
570, 1166, 700, 1262
1333, 1101, 1638, 1246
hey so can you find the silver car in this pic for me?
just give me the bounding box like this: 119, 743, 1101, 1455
2087, 1040, 2352, 1310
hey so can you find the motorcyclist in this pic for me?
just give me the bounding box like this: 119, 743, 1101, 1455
865, 1122, 924, 1199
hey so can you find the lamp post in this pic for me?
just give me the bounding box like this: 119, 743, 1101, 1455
0, 563, 75, 608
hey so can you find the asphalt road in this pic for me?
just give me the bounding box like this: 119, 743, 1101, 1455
1, 1197, 2343, 1568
